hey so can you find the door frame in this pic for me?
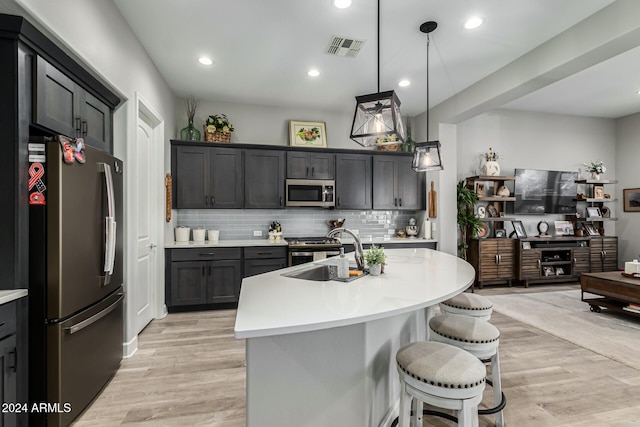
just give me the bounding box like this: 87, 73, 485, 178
123, 92, 165, 357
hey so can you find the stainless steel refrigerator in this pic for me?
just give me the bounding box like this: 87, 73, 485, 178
28, 137, 124, 427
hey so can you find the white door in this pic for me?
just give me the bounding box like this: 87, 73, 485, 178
134, 117, 155, 334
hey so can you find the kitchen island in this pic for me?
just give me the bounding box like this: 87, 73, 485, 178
234, 248, 475, 427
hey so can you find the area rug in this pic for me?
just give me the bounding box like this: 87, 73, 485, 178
489, 289, 640, 370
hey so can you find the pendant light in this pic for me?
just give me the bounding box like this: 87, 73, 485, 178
350, 0, 405, 147
412, 21, 444, 172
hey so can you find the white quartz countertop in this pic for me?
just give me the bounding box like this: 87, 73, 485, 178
339, 236, 437, 245
165, 239, 288, 248
234, 248, 474, 339
0, 289, 28, 305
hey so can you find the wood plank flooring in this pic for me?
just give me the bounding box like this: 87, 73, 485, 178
73, 282, 640, 426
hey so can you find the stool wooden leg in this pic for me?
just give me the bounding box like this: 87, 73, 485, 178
425, 305, 435, 341
411, 398, 423, 426
399, 381, 411, 427
491, 350, 504, 427
458, 399, 477, 427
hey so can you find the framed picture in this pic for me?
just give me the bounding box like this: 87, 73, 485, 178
476, 183, 485, 197
593, 185, 604, 199
511, 220, 527, 238
486, 204, 498, 218
556, 267, 565, 275
586, 206, 602, 218
495, 228, 506, 238
543, 266, 555, 276
476, 222, 491, 239
522, 241, 531, 249
583, 223, 599, 236
623, 188, 640, 212
553, 220, 574, 236
600, 205, 611, 218
477, 206, 486, 218
289, 120, 328, 147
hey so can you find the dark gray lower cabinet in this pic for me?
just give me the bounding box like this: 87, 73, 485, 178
0, 302, 18, 427
167, 248, 242, 308
243, 247, 287, 277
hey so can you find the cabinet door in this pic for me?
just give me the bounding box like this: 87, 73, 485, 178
396, 157, 425, 210
245, 150, 285, 208
573, 247, 590, 276
79, 91, 112, 152
479, 240, 499, 280
208, 260, 242, 303
244, 258, 287, 278
0, 334, 17, 427
34, 56, 80, 139
497, 239, 515, 278
308, 152, 334, 179
286, 152, 309, 179
336, 154, 372, 209
170, 261, 207, 306
174, 146, 209, 208
520, 249, 542, 279
210, 148, 244, 208
372, 156, 397, 209
602, 237, 618, 271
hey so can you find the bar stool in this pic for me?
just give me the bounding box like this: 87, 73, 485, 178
440, 292, 493, 320
429, 313, 505, 427
396, 341, 486, 427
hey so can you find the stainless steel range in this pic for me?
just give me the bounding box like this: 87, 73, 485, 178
285, 237, 343, 266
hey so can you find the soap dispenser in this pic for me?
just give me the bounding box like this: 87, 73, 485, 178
337, 247, 349, 279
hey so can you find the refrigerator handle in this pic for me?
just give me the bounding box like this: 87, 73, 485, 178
99, 163, 117, 279
64, 293, 124, 335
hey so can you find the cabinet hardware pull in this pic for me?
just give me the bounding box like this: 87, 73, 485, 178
258, 252, 272, 255
211, 196, 215, 205
82, 119, 88, 136
311, 167, 315, 176
0, 321, 4, 327
200, 253, 216, 256
9, 347, 17, 373
394, 198, 398, 206
202, 265, 205, 275
399, 198, 402, 207
205, 196, 209, 206
306, 167, 309, 176
498, 254, 502, 264
337, 197, 340, 206
280, 197, 283, 206
495, 255, 498, 264
75, 116, 82, 134
209, 265, 212, 276
573, 257, 577, 265
537, 259, 541, 268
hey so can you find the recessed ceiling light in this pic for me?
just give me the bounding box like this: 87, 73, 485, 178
198, 56, 213, 66
308, 69, 320, 77
398, 80, 410, 87
464, 16, 484, 30
334, 0, 352, 9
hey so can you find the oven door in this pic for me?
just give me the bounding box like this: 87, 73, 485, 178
288, 250, 341, 266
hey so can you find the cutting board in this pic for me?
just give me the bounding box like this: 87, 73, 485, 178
428, 180, 437, 218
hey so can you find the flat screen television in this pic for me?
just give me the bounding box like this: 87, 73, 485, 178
514, 169, 578, 214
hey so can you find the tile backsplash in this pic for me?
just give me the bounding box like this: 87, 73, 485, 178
177, 208, 424, 240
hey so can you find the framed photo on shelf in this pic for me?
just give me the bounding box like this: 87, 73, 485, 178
543, 266, 555, 276
593, 185, 605, 199
555, 267, 565, 275
553, 220, 574, 236
511, 220, 527, 238
486, 204, 498, 218
476, 183, 485, 197
289, 120, 328, 147
522, 241, 531, 249
586, 206, 602, 218
476, 222, 491, 239
623, 188, 640, 212
583, 223, 599, 236
495, 228, 506, 238
477, 206, 486, 218
600, 206, 611, 218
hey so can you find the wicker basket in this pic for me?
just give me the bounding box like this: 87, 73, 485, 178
203, 126, 231, 143
377, 143, 401, 152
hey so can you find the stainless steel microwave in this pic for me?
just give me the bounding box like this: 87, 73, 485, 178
285, 179, 335, 208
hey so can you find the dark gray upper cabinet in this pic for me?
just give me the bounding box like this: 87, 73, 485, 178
335, 153, 372, 210
286, 151, 335, 179
245, 149, 285, 208
34, 56, 112, 152
174, 146, 243, 209
373, 156, 425, 210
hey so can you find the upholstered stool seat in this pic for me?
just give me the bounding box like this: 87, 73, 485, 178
440, 292, 493, 320
429, 314, 505, 427
396, 341, 486, 427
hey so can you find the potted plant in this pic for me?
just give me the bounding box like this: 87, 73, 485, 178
364, 244, 386, 276
583, 160, 606, 180
204, 114, 234, 142
457, 180, 484, 260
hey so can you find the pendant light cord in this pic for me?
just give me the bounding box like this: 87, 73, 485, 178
426, 32, 430, 139
377, 0, 380, 93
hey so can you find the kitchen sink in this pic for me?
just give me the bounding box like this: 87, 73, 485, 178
282, 264, 368, 282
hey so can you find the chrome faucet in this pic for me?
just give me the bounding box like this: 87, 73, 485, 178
327, 227, 364, 270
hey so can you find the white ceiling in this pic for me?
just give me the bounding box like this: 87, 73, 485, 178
112, 0, 640, 119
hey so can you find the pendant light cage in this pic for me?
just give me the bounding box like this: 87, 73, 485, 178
350, 90, 405, 147
412, 20, 444, 172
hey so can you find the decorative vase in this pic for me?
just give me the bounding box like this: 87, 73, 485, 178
591, 172, 601, 180
369, 264, 382, 276
180, 120, 201, 141
482, 160, 501, 176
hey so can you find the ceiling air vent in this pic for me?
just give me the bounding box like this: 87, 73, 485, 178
325, 35, 366, 58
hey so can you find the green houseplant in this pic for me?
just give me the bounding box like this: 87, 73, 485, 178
364, 244, 386, 276
457, 180, 483, 260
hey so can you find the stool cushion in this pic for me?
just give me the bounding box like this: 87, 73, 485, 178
396, 341, 485, 389
442, 293, 493, 311
429, 314, 500, 344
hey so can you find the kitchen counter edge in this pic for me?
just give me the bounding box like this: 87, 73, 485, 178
0, 289, 28, 305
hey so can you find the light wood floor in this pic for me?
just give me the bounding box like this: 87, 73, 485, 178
73, 282, 640, 426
